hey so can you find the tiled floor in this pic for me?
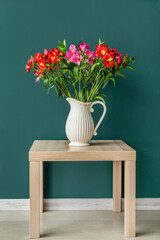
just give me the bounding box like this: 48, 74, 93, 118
0, 210, 160, 239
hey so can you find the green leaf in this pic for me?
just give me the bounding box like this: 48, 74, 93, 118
110, 78, 116, 87
116, 72, 127, 79
85, 75, 91, 83
63, 39, 66, 47
122, 55, 128, 65
99, 38, 101, 45
102, 77, 109, 89
63, 76, 72, 84
94, 96, 106, 104
81, 63, 90, 69
58, 55, 65, 58
43, 79, 48, 89
58, 46, 66, 54
58, 88, 62, 98
91, 63, 100, 73
101, 93, 107, 98
129, 57, 135, 63
114, 60, 118, 70
49, 77, 54, 87
106, 70, 113, 77
54, 85, 58, 95
58, 40, 64, 47
61, 68, 71, 73
125, 65, 135, 70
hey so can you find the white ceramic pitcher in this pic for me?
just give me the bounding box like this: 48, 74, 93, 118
65, 98, 107, 146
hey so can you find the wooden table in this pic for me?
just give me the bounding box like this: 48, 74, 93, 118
29, 140, 136, 238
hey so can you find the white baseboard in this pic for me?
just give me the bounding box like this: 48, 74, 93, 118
0, 198, 160, 211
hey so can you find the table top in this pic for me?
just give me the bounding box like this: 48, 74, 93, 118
29, 140, 136, 162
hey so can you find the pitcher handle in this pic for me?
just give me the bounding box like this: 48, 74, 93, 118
90, 101, 107, 136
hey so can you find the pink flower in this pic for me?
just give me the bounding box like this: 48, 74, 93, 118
65, 50, 73, 60
69, 44, 77, 52
78, 42, 90, 52
71, 51, 82, 65
44, 49, 48, 55
85, 50, 96, 64
115, 52, 123, 65
86, 49, 96, 58
88, 58, 93, 64
36, 76, 40, 82
65, 45, 77, 62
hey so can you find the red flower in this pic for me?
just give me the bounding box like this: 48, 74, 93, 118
45, 48, 63, 64
102, 48, 118, 68
34, 53, 45, 62
103, 52, 116, 68
47, 52, 59, 64
95, 44, 109, 58
38, 59, 47, 72
25, 57, 36, 73
109, 48, 117, 55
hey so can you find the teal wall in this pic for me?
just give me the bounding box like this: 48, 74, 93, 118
0, 0, 160, 199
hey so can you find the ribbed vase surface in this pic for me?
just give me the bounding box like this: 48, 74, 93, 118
65, 98, 106, 147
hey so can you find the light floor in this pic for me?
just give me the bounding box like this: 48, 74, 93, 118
0, 210, 160, 240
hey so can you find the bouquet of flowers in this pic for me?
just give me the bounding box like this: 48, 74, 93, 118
26, 39, 135, 103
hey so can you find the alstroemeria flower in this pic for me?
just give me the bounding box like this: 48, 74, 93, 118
85, 49, 96, 58
115, 52, 123, 65
88, 58, 94, 64
96, 44, 109, 58
34, 53, 45, 62
25, 57, 36, 73
44, 49, 48, 55
65, 50, 73, 61
33, 71, 41, 82
78, 42, 90, 52
103, 52, 115, 68
45, 48, 62, 64
71, 51, 82, 65
85, 50, 96, 64
69, 44, 77, 52
47, 52, 59, 64
36, 76, 40, 82
49, 48, 59, 55
25, 65, 30, 73
38, 59, 47, 72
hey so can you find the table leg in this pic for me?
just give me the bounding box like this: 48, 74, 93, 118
113, 161, 122, 212
40, 161, 43, 213
124, 160, 136, 237
30, 162, 40, 239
